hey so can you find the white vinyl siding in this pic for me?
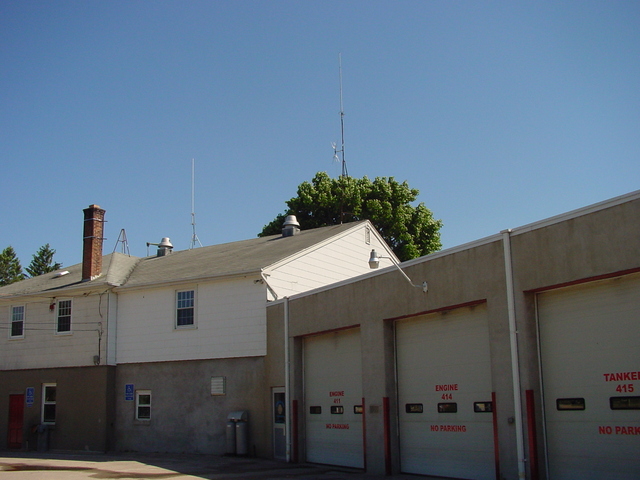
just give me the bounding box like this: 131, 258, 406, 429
537, 273, 640, 480
0, 295, 104, 370
117, 277, 267, 363
266, 225, 392, 299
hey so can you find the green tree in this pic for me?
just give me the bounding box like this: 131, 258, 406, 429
0, 246, 25, 286
259, 172, 442, 261
26, 243, 62, 277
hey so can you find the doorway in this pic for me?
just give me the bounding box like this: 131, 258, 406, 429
7, 394, 24, 450
272, 387, 286, 460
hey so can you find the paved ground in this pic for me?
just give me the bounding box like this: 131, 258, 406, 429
0, 452, 438, 480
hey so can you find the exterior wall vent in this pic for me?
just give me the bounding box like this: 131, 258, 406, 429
282, 215, 300, 237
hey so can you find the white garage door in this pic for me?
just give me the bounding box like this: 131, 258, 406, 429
538, 273, 640, 480
396, 304, 496, 479
304, 328, 364, 468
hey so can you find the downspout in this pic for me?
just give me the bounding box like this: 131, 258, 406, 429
261, 271, 279, 301
284, 296, 292, 462
502, 229, 527, 479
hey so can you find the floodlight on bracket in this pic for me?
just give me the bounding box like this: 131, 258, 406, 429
368, 249, 428, 293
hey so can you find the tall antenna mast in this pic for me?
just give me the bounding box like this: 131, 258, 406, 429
333, 53, 348, 179
339, 53, 347, 178
190, 158, 203, 249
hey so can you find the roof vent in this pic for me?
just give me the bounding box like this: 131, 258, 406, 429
157, 237, 173, 256
146, 237, 174, 257
282, 215, 300, 237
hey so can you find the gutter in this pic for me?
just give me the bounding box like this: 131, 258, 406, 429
113, 268, 263, 292
260, 271, 279, 301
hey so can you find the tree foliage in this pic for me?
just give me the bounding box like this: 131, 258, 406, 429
259, 172, 443, 261
26, 243, 62, 277
0, 246, 25, 286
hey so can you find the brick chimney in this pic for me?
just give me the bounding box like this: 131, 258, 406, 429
82, 204, 106, 281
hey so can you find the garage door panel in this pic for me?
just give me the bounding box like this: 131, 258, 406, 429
401, 435, 494, 479
396, 304, 495, 480
304, 329, 364, 469
538, 273, 640, 479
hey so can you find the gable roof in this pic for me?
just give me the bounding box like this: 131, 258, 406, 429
0, 221, 375, 298
119, 221, 370, 289
0, 252, 140, 299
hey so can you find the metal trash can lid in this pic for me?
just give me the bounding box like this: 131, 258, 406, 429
227, 411, 248, 422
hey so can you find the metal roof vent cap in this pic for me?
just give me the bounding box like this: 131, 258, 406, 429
157, 237, 174, 256
282, 215, 300, 237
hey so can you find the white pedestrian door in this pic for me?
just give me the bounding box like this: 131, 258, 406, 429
538, 273, 640, 480
272, 387, 286, 461
396, 304, 496, 479
304, 328, 364, 468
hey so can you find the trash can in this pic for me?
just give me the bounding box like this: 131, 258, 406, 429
225, 419, 236, 455
226, 411, 249, 456
36, 424, 49, 452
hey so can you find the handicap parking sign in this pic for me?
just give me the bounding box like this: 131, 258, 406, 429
125, 384, 135, 401
25, 387, 35, 407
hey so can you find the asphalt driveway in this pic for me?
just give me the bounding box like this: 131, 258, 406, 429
0, 452, 437, 480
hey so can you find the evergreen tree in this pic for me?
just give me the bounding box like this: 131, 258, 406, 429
26, 243, 62, 277
0, 246, 25, 286
259, 172, 443, 261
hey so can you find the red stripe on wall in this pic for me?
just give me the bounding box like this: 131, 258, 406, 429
292, 400, 299, 463
362, 397, 367, 471
492, 392, 500, 480
383, 397, 392, 475
526, 390, 539, 480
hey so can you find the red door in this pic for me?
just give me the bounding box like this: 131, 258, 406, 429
7, 394, 24, 450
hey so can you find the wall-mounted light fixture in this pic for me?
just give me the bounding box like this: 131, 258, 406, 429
368, 249, 428, 293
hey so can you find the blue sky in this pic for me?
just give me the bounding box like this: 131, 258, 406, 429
1, 1, 639, 269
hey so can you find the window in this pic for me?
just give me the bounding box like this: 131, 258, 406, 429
556, 398, 585, 411
56, 299, 72, 333
176, 290, 195, 327
474, 401, 493, 413
10, 305, 25, 338
42, 384, 56, 424
136, 390, 151, 420
610, 396, 640, 410
438, 403, 458, 413
405, 403, 424, 413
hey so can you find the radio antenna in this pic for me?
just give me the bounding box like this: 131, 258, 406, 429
190, 158, 203, 249
112, 229, 130, 256
332, 53, 348, 179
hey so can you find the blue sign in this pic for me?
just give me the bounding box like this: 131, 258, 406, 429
125, 384, 135, 401
26, 387, 35, 407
